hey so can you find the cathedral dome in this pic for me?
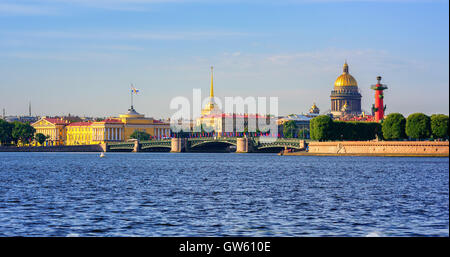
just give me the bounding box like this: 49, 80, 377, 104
334, 62, 358, 87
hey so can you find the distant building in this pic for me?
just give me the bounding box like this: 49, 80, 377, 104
277, 114, 312, 128
309, 103, 320, 116
195, 67, 270, 136
65, 107, 171, 145
4, 116, 38, 123
31, 107, 171, 145
330, 62, 362, 117
31, 117, 70, 146
118, 107, 170, 140
334, 112, 374, 122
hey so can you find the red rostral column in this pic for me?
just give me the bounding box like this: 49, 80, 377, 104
371, 76, 388, 122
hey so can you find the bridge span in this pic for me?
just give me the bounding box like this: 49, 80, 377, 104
107, 137, 307, 153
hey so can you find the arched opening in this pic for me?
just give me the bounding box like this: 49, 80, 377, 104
141, 146, 171, 152
256, 146, 286, 153
189, 141, 236, 153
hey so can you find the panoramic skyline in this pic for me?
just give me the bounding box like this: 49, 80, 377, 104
0, 0, 448, 118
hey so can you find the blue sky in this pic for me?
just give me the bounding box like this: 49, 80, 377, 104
0, 0, 448, 118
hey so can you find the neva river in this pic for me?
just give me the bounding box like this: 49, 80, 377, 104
0, 152, 448, 237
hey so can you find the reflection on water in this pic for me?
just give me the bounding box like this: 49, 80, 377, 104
0, 152, 448, 236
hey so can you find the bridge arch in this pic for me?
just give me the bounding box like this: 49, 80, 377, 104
140, 145, 171, 152
189, 139, 237, 152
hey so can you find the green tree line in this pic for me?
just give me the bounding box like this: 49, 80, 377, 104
309, 116, 381, 141
282, 120, 310, 139
310, 113, 448, 141
0, 120, 39, 146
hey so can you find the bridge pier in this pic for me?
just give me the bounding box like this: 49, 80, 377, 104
132, 140, 141, 152
299, 140, 306, 150
171, 138, 187, 152
100, 143, 109, 152
236, 137, 249, 153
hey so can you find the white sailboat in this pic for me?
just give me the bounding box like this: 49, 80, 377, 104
100, 152, 105, 158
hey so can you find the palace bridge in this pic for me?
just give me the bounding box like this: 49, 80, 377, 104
107, 137, 307, 153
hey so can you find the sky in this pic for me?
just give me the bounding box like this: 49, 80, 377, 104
0, 0, 448, 119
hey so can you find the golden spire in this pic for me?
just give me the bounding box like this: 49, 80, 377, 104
210, 66, 214, 98
343, 61, 349, 74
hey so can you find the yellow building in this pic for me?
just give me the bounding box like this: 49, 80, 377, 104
65, 109, 171, 145
118, 107, 171, 140
31, 117, 69, 146
33, 109, 171, 146
91, 118, 125, 144
66, 122, 94, 145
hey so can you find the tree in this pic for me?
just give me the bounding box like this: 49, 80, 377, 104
382, 113, 406, 140
406, 113, 431, 139
130, 130, 151, 141
283, 120, 297, 138
11, 122, 36, 145
0, 120, 13, 145
297, 128, 310, 139
310, 115, 333, 141
431, 114, 449, 139
330, 121, 381, 141
35, 133, 47, 145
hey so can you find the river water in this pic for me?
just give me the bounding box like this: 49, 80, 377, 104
0, 152, 448, 237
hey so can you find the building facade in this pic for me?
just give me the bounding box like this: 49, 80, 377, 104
330, 62, 362, 117
31, 117, 70, 145
118, 107, 171, 140
66, 122, 94, 145
32, 108, 171, 145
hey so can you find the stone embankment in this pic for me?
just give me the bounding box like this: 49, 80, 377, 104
0, 144, 106, 152
282, 141, 449, 157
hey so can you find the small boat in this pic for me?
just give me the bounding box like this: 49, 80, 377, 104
100, 152, 105, 158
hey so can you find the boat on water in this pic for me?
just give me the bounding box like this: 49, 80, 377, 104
100, 152, 105, 158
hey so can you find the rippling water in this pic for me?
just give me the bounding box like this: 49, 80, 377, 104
0, 152, 448, 236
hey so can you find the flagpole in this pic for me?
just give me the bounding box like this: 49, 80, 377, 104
130, 83, 133, 109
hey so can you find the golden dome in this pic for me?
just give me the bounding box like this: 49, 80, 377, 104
334, 62, 358, 87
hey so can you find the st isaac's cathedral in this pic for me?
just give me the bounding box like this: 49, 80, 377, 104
330, 62, 362, 117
